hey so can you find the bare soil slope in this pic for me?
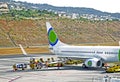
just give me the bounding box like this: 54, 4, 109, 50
0, 19, 120, 47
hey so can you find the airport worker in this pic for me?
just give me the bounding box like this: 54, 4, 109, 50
51, 57, 55, 62
30, 63, 35, 69
29, 57, 36, 69
47, 58, 51, 63
38, 61, 43, 69
13, 64, 17, 71
36, 59, 41, 69
30, 57, 35, 64
104, 63, 108, 70
57, 62, 61, 69
45, 61, 48, 68
40, 58, 44, 63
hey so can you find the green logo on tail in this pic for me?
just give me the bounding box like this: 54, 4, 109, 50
48, 28, 58, 46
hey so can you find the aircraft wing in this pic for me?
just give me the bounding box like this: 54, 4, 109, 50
58, 56, 94, 60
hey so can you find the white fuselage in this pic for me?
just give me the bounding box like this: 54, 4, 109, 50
53, 45, 120, 62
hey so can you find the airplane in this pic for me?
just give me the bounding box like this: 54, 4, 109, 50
46, 22, 120, 68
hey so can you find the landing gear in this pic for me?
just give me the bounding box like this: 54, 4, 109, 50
82, 63, 87, 68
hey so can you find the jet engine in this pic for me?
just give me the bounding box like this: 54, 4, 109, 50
84, 58, 103, 68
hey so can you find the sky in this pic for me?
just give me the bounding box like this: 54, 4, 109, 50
14, 0, 120, 13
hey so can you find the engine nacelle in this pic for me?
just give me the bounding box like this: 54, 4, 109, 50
84, 58, 103, 68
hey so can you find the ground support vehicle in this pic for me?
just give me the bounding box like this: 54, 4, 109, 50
13, 63, 27, 71
65, 59, 82, 65
105, 65, 120, 73
12, 57, 83, 71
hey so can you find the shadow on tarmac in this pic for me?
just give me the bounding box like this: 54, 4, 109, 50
5, 65, 105, 74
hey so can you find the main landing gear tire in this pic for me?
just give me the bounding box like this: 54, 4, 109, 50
82, 64, 87, 68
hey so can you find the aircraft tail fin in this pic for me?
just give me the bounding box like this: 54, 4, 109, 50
46, 22, 67, 49
19, 44, 27, 56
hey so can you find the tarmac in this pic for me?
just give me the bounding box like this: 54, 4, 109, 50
0, 54, 120, 82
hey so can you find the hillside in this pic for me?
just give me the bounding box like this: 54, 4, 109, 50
9, 2, 120, 19
1, 0, 120, 19
0, 18, 120, 47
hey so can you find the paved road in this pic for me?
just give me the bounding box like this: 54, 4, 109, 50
0, 54, 120, 82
